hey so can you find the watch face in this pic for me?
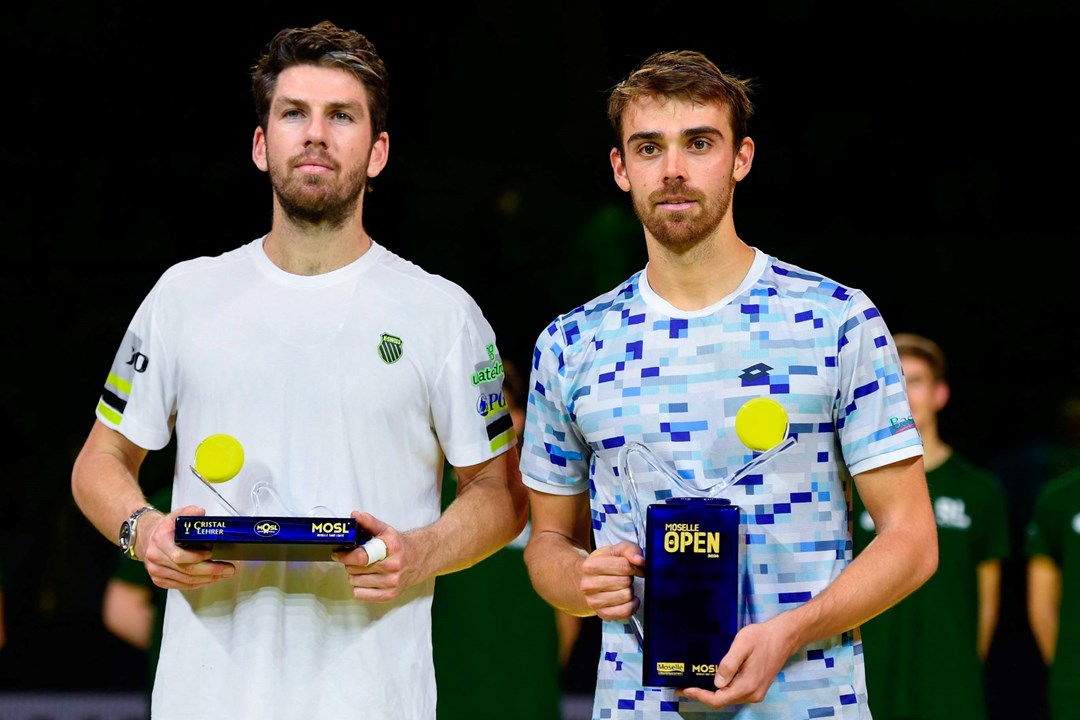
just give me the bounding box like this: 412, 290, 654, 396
119, 521, 133, 550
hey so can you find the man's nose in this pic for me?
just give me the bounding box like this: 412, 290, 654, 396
305, 115, 328, 146
663, 149, 687, 182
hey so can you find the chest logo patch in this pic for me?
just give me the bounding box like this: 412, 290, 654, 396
935, 496, 971, 530
378, 333, 404, 365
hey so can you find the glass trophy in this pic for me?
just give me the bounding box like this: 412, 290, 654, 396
617, 398, 797, 688
174, 434, 368, 561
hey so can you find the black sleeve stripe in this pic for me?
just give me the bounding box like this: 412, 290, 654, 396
101, 388, 128, 413
485, 413, 513, 441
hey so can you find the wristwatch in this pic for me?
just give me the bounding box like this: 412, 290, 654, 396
119, 505, 158, 561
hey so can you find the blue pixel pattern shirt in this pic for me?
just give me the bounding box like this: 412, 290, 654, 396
521, 249, 922, 719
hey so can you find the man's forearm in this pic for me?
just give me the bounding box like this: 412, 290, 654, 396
976, 560, 1001, 660
71, 423, 151, 545
1028, 557, 1061, 665
408, 452, 527, 580
523, 530, 593, 617
777, 520, 938, 650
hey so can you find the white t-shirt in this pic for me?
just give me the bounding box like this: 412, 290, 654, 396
96, 237, 513, 719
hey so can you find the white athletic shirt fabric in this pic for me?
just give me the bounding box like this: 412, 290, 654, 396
96, 236, 513, 719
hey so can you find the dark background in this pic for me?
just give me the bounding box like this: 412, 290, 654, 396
2, 1, 1077, 717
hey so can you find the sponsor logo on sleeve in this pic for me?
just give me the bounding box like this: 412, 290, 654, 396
889, 415, 916, 433
477, 390, 507, 418
98, 330, 149, 425
471, 344, 504, 386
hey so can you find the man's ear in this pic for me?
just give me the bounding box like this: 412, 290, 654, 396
734, 136, 754, 182
932, 379, 951, 412
252, 126, 268, 172
366, 131, 390, 179
610, 147, 631, 192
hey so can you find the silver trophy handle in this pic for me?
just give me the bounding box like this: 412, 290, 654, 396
723, 436, 797, 489
191, 465, 242, 516
618, 442, 691, 648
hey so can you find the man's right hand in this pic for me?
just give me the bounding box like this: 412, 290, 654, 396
143, 505, 236, 589
580, 540, 645, 621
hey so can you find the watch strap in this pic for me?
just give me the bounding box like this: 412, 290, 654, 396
120, 505, 158, 561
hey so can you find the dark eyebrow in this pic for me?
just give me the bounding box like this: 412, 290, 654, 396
626, 130, 663, 145
273, 96, 365, 114
626, 126, 725, 145
683, 126, 724, 139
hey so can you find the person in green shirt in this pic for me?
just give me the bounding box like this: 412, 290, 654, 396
852, 332, 1010, 720
1027, 466, 1080, 720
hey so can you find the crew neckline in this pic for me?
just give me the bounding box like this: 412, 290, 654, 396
638, 247, 767, 318
249, 234, 383, 287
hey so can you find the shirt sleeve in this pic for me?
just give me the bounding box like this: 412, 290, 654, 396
94, 274, 177, 452
982, 474, 1012, 562
429, 295, 514, 468
834, 292, 924, 476
1026, 482, 1061, 562
519, 317, 591, 495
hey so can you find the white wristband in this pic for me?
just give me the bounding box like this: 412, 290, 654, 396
361, 537, 387, 566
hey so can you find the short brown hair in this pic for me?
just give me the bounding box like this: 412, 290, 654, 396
250, 20, 389, 138
893, 333, 946, 381
606, 50, 755, 153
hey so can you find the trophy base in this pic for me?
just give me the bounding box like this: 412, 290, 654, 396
643, 498, 742, 688
175, 515, 369, 562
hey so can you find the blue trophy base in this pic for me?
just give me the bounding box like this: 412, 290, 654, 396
175, 515, 368, 562
643, 497, 742, 688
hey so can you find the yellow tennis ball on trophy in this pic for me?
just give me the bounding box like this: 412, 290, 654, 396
193, 434, 245, 483
735, 398, 789, 452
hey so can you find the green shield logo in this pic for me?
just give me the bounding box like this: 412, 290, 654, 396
378, 333, 403, 365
